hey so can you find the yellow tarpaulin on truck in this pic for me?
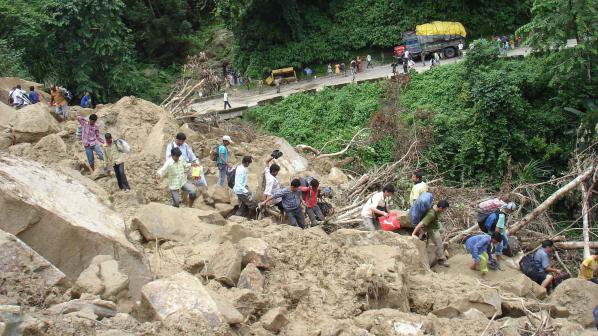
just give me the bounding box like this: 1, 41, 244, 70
416, 21, 466, 37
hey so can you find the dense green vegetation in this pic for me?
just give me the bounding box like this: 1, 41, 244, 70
217, 0, 531, 76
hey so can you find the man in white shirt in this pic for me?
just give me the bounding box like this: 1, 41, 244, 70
10, 85, 30, 109
458, 42, 464, 58
234, 155, 257, 216
366, 54, 373, 69
404, 50, 410, 60
263, 156, 284, 215
224, 92, 232, 110
361, 184, 395, 231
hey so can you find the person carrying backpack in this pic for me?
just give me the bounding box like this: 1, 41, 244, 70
519, 240, 568, 293
216, 136, 233, 186
411, 199, 450, 267
299, 178, 324, 226
361, 184, 395, 231
51, 85, 69, 120
485, 202, 517, 258
103, 133, 130, 190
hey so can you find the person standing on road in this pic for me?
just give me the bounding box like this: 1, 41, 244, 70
402, 57, 409, 74
366, 54, 373, 69
223, 91, 232, 110
404, 49, 411, 60
78, 114, 105, 171
217, 135, 233, 187
391, 62, 397, 75
327, 64, 333, 77
335, 63, 340, 75
275, 78, 281, 93
458, 42, 464, 58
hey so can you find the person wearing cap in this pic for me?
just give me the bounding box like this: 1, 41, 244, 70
489, 202, 517, 258
217, 135, 233, 186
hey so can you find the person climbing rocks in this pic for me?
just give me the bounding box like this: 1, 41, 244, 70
165, 132, 210, 203
410, 170, 428, 205
28, 86, 40, 104
465, 232, 503, 275
224, 91, 232, 110
520, 240, 568, 293
300, 178, 325, 226
234, 155, 258, 217
78, 114, 105, 171
262, 178, 305, 229
80, 92, 92, 108
578, 253, 598, 284
51, 85, 68, 120
484, 202, 517, 258
217, 135, 233, 187
103, 133, 130, 190
361, 184, 395, 231
411, 200, 450, 267
262, 156, 284, 216
157, 147, 197, 208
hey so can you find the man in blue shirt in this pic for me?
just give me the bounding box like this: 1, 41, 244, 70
465, 232, 503, 275
261, 178, 305, 228
217, 135, 233, 186
80, 92, 92, 108
525, 240, 564, 291
28, 86, 40, 104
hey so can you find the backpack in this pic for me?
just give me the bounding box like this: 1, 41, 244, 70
519, 254, 537, 275
477, 210, 500, 233
408, 192, 433, 225
115, 139, 131, 153
60, 87, 73, 102
227, 167, 237, 189
210, 145, 222, 161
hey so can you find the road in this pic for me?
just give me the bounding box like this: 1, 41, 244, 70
189, 47, 530, 117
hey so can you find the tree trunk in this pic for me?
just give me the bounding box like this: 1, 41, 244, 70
581, 181, 590, 258
508, 166, 594, 235
555, 241, 598, 250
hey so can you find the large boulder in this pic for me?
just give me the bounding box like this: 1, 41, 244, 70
0, 153, 150, 298
0, 102, 16, 130
237, 237, 272, 269
549, 278, 598, 327
131, 202, 225, 242
10, 104, 60, 143
409, 272, 502, 318
237, 263, 265, 292
47, 297, 117, 319
260, 307, 289, 333
75, 255, 129, 301
0, 229, 66, 287
140, 272, 243, 328
205, 241, 242, 286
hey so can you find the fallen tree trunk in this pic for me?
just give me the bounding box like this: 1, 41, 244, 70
508, 166, 594, 235
555, 241, 598, 250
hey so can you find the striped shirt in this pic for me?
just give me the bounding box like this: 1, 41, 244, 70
272, 187, 302, 211
77, 116, 104, 147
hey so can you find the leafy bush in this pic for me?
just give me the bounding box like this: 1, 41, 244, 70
0, 39, 29, 79
245, 82, 387, 166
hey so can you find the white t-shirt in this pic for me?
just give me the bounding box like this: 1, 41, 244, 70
367, 55, 372, 62
361, 191, 389, 218
404, 50, 410, 59
223, 92, 229, 102
264, 167, 281, 204
458, 43, 464, 50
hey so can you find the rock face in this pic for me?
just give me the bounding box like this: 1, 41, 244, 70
47, 297, 117, 319
549, 278, 598, 327
237, 263, 265, 292
75, 255, 129, 300
260, 307, 289, 333
0, 101, 16, 130
131, 202, 225, 242
10, 104, 60, 143
140, 272, 243, 328
0, 229, 66, 287
0, 153, 150, 298
409, 272, 502, 318
205, 241, 242, 286
237, 237, 272, 269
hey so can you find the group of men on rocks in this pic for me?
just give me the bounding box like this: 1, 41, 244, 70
360, 170, 598, 294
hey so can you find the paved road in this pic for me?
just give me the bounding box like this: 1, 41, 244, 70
189, 47, 529, 116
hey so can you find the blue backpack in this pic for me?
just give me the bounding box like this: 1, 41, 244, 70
408, 192, 433, 225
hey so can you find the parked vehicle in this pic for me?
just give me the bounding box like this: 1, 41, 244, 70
394, 21, 466, 60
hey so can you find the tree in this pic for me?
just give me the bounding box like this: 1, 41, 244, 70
44, 0, 136, 101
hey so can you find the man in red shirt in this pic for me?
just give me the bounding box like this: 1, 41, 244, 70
300, 179, 325, 226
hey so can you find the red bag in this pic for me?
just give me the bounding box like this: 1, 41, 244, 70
379, 213, 400, 231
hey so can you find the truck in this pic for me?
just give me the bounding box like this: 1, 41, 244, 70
393, 21, 466, 60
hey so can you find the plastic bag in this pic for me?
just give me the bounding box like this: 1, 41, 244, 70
379, 212, 400, 231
